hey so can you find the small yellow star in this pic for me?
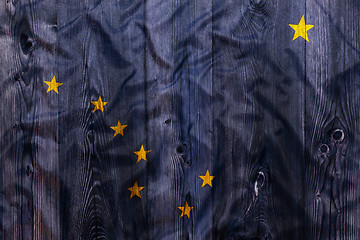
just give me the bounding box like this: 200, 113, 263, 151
91, 96, 108, 112
127, 181, 144, 199
178, 201, 193, 218
133, 145, 151, 163
289, 15, 314, 42
44, 76, 63, 94
199, 169, 215, 187
110, 121, 127, 137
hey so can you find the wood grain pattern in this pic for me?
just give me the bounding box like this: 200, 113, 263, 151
1, 0, 360, 239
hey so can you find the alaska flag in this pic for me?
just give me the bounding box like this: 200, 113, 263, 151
0, 0, 359, 239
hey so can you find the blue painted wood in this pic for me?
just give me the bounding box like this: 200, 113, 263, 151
0, 0, 359, 239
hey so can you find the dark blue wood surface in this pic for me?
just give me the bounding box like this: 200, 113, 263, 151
0, 0, 359, 239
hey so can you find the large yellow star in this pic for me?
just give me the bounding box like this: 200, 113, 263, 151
178, 201, 193, 218
127, 181, 144, 199
91, 96, 108, 112
289, 15, 314, 42
110, 121, 127, 137
44, 76, 63, 94
133, 145, 151, 163
199, 169, 215, 187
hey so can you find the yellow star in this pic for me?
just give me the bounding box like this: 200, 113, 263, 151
110, 121, 127, 137
199, 169, 215, 187
133, 145, 151, 163
91, 96, 108, 112
44, 76, 63, 94
289, 15, 314, 42
127, 181, 144, 199
178, 201, 193, 218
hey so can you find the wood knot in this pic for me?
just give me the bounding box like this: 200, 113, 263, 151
13, 73, 21, 82
319, 144, 329, 154
255, 171, 265, 196
87, 131, 95, 143
249, 0, 268, 13
184, 160, 192, 166
176, 143, 187, 155
331, 129, 344, 143
20, 33, 34, 55
25, 165, 33, 177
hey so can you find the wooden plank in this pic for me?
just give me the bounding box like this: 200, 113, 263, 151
207, 0, 309, 239
266, 1, 308, 239
305, 0, 360, 239
1, 0, 62, 238
144, 0, 214, 238
143, 0, 184, 238
0, 1, 25, 238
56, 0, 148, 239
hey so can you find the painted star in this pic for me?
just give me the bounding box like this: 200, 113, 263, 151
199, 169, 215, 187
128, 181, 144, 199
178, 201, 193, 218
110, 121, 127, 137
289, 15, 314, 42
133, 145, 151, 163
91, 96, 108, 112
44, 76, 63, 94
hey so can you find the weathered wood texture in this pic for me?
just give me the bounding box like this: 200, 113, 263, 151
0, 0, 360, 239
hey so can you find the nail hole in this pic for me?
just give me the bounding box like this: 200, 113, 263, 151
319, 144, 329, 154
164, 119, 171, 124
13, 123, 19, 128
332, 129, 344, 142
176, 143, 187, 155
